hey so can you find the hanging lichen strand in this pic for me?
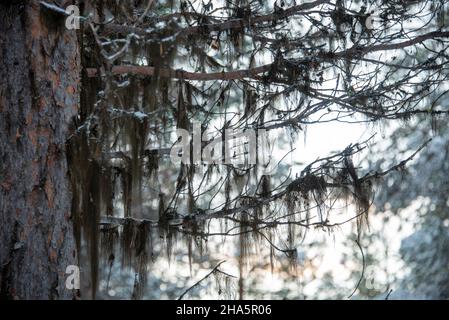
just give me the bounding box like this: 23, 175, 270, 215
67, 0, 449, 298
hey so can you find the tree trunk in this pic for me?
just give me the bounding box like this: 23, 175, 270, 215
0, 2, 79, 299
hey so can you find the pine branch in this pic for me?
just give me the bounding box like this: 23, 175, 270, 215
177, 260, 233, 300
85, 31, 449, 81
100, 0, 331, 38
98, 137, 430, 228
85, 64, 272, 80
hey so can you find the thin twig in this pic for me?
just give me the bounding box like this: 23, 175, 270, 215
177, 260, 232, 300
385, 289, 393, 300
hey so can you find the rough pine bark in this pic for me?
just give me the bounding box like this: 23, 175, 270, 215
0, 1, 79, 299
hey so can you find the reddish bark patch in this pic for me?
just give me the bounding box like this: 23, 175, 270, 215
26, 112, 33, 125
44, 176, 55, 209
57, 231, 64, 247
66, 85, 76, 95
1, 175, 13, 192
0, 95, 5, 112
49, 248, 58, 263
51, 71, 60, 89
28, 129, 38, 148
39, 97, 47, 111
27, 188, 40, 208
